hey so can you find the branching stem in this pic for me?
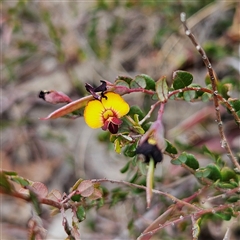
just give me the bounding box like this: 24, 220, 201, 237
138, 201, 240, 239
180, 12, 240, 172
91, 178, 200, 211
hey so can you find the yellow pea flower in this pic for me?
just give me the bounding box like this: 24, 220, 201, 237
84, 92, 130, 134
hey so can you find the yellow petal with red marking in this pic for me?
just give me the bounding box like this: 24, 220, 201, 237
101, 92, 130, 117
84, 100, 104, 128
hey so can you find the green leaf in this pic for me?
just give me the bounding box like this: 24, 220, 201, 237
71, 194, 81, 202
110, 134, 117, 143
176, 152, 187, 163
216, 182, 236, 189
124, 142, 137, 157
206, 165, 222, 181
3, 171, 17, 176
97, 197, 104, 208
165, 140, 178, 154
183, 90, 196, 102
98, 131, 110, 142
29, 189, 41, 215
142, 122, 151, 132
172, 152, 199, 170
172, 71, 193, 90
195, 168, 211, 179
229, 179, 239, 187
120, 161, 131, 173
221, 167, 238, 183
201, 145, 220, 162
76, 206, 86, 222
171, 158, 182, 165
114, 138, 121, 154
205, 74, 211, 85
151, 93, 159, 100
133, 114, 140, 124
132, 125, 145, 134
217, 82, 231, 99
226, 196, 239, 203
135, 74, 156, 90
184, 154, 199, 170
215, 208, 233, 221
156, 76, 168, 102
128, 106, 144, 120
130, 80, 141, 89
0, 172, 13, 192
111, 188, 128, 207
188, 84, 204, 97
11, 176, 30, 187
134, 75, 146, 88
115, 80, 130, 87
229, 99, 240, 112
129, 171, 139, 183
115, 75, 133, 84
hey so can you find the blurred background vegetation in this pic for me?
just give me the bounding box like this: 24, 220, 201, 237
1, 0, 240, 239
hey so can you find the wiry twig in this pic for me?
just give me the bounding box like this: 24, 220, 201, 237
139, 101, 161, 125
91, 178, 200, 211
168, 86, 240, 123
180, 12, 240, 172
138, 201, 240, 240
205, 187, 240, 202
0, 188, 68, 210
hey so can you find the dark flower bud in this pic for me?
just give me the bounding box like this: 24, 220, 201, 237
136, 138, 163, 166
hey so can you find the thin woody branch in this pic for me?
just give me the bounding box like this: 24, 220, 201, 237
139, 201, 240, 239
180, 12, 240, 172
168, 86, 240, 123
91, 178, 200, 211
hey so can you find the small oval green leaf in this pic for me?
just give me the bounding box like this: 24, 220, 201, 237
115, 75, 133, 84
134, 75, 146, 88
206, 165, 222, 181
185, 154, 199, 170
165, 140, 178, 154
115, 80, 130, 87
172, 71, 193, 90
11, 176, 30, 187
120, 161, 131, 173
128, 106, 144, 120
221, 167, 238, 183
201, 92, 211, 102
171, 158, 182, 165
124, 142, 137, 158
195, 168, 211, 178
135, 74, 156, 90
183, 90, 196, 102
76, 206, 86, 222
